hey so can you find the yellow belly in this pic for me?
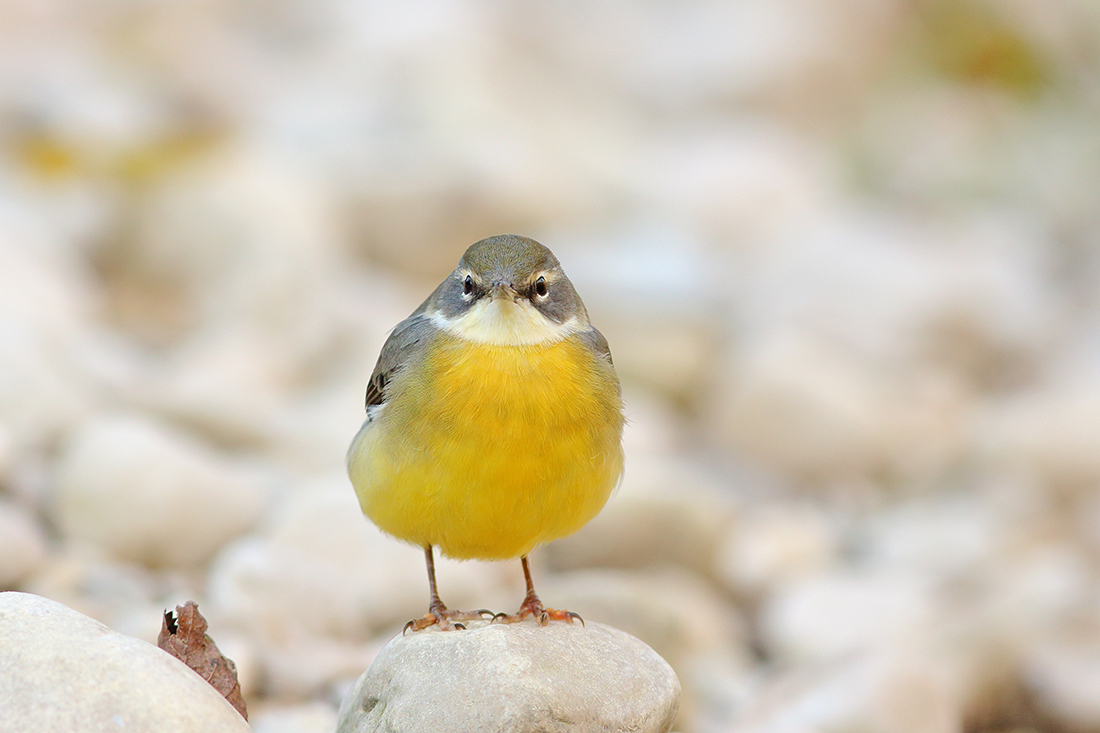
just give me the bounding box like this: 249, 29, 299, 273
348, 334, 624, 560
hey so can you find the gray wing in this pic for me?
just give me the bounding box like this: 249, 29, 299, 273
577, 326, 614, 366
365, 304, 437, 411
576, 325, 621, 396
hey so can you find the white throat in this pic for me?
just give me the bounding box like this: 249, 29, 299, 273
430, 298, 581, 346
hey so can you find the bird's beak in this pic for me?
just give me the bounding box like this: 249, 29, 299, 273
489, 281, 519, 302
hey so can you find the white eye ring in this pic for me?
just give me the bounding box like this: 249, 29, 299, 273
462, 274, 474, 299
534, 276, 548, 299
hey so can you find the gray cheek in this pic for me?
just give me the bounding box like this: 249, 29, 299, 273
535, 295, 571, 324
432, 286, 475, 319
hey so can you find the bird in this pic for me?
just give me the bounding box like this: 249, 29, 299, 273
347, 234, 625, 631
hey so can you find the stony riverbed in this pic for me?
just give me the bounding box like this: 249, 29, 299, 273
2, 2, 1099, 731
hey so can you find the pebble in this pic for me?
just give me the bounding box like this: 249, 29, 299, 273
0, 592, 251, 733
554, 229, 721, 405
0, 423, 12, 485
206, 475, 506, 696
539, 566, 749, 732
1024, 639, 1100, 730
715, 501, 839, 597
52, 413, 269, 569
251, 702, 339, 733
981, 373, 1100, 489
759, 567, 942, 663
540, 567, 748, 673
337, 620, 680, 733
545, 455, 736, 578
22, 548, 195, 643
708, 331, 893, 480
857, 495, 1003, 577
0, 222, 104, 457
1, 1, 1099, 730
0, 499, 47, 587
730, 648, 961, 733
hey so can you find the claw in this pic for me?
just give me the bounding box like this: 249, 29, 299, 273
492, 601, 583, 626
402, 607, 493, 633
498, 555, 585, 628
406, 546, 495, 634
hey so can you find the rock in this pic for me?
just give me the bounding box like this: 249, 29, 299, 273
0, 591, 251, 732
552, 230, 721, 406
634, 124, 835, 247
207, 475, 504, 638
539, 567, 748, 673
707, 331, 893, 481
981, 369, 1100, 489
337, 620, 680, 733
1024, 638, 1100, 731
206, 475, 505, 696
0, 238, 95, 457
0, 422, 12, 485
759, 567, 942, 663
100, 147, 343, 343
138, 333, 288, 452
730, 648, 962, 733
52, 413, 269, 570
0, 499, 47, 587
715, 501, 839, 597
22, 548, 196, 643
709, 209, 1061, 484
975, 542, 1095, 650
251, 702, 339, 733
857, 495, 1003, 577
0, 310, 92, 464
539, 567, 748, 733
545, 455, 736, 579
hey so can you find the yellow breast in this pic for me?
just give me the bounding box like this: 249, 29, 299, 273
348, 333, 624, 560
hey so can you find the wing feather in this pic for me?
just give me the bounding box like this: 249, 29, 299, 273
364, 308, 436, 412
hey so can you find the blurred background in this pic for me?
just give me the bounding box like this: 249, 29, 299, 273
2, 0, 1100, 731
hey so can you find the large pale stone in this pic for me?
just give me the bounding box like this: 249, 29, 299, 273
52, 413, 268, 569
337, 620, 680, 733
539, 567, 748, 733
0, 592, 251, 733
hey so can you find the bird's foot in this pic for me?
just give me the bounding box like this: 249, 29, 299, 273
491, 595, 583, 627
402, 606, 494, 634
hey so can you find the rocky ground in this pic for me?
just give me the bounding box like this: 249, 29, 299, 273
2, 1, 1100, 731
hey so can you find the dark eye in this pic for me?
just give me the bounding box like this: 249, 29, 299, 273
463, 274, 474, 296
534, 276, 548, 298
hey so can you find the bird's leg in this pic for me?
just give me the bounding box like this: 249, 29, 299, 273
403, 545, 493, 633
492, 555, 583, 626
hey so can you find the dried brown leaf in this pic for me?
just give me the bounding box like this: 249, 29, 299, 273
158, 601, 248, 720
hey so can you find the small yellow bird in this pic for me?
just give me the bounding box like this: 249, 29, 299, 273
347, 235, 624, 631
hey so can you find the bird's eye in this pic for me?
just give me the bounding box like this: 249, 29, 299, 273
534, 276, 548, 298
463, 274, 474, 296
